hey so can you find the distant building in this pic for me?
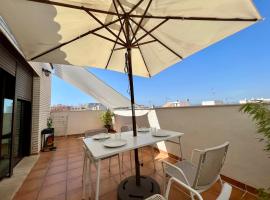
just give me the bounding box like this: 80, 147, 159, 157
87, 103, 107, 110
163, 100, 190, 107
51, 103, 107, 112
239, 98, 270, 104
201, 100, 224, 106
50, 104, 71, 112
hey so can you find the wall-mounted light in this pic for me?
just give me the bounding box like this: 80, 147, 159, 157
42, 68, 51, 77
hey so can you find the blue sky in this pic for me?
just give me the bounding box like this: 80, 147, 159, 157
52, 0, 270, 106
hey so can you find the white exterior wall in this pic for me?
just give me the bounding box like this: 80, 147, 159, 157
114, 105, 270, 189
153, 105, 270, 189
30, 62, 51, 154
51, 110, 104, 136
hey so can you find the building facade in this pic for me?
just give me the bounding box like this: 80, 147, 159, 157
0, 31, 51, 179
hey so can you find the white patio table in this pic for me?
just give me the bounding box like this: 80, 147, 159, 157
83, 129, 184, 200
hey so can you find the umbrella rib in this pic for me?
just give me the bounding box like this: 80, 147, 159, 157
105, 18, 126, 69
130, 0, 152, 43
30, 17, 123, 61
133, 39, 157, 47
112, 0, 127, 41
84, 10, 126, 44
128, 0, 145, 14
128, 20, 151, 77
27, 0, 119, 16
92, 32, 124, 46
132, 18, 168, 46
116, 0, 126, 14
129, 14, 259, 22
130, 18, 183, 60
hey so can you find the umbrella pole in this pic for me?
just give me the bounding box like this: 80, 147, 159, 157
125, 23, 141, 186
117, 16, 160, 200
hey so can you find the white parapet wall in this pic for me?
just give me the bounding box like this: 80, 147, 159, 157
51, 110, 104, 136
114, 105, 270, 189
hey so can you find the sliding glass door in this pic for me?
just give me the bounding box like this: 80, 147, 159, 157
0, 69, 15, 179
13, 100, 31, 165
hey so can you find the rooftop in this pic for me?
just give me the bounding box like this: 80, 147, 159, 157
12, 137, 257, 200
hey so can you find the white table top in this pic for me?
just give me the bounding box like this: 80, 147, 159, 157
83, 129, 184, 160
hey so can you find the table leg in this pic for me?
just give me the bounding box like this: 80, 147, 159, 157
95, 159, 101, 200
88, 158, 92, 199
82, 154, 87, 199
178, 137, 183, 160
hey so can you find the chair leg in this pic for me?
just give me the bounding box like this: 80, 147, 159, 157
151, 146, 156, 172
129, 151, 132, 172
82, 155, 87, 199
190, 192, 195, 200
82, 153, 86, 184
109, 157, 111, 172
118, 154, 122, 180
162, 163, 167, 194
121, 153, 124, 173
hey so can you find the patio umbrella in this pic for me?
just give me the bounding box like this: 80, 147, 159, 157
0, 0, 261, 199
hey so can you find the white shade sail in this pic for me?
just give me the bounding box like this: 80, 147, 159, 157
53, 64, 131, 109
0, 0, 261, 77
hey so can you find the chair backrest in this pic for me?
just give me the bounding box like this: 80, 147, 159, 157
193, 142, 229, 189
84, 128, 108, 138
216, 183, 232, 200
165, 177, 203, 200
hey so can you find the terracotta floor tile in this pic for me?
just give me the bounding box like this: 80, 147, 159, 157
38, 180, 66, 200
50, 159, 67, 167
100, 190, 117, 200
67, 187, 83, 200
42, 193, 66, 200
43, 172, 67, 186
27, 168, 47, 180
17, 178, 44, 194
67, 167, 83, 180
12, 137, 257, 200
47, 165, 67, 176
67, 177, 82, 192
32, 162, 50, 171
13, 190, 39, 200
242, 193, 257, 200
68, 160, 83, 171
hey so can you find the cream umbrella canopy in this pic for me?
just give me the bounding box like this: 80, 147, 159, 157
0, 0, 261, 199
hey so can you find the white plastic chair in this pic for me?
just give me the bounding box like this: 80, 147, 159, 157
121, 125, 156, 172
162, 142, 229, 198
145, 177, 203, 200
84, 128, 121, 173
145, 177, 232, 200
82, 130, 121, 199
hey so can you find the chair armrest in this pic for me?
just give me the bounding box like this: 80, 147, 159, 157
217, 183, 232, 200
166, 177, 203, 200
161, 160, 190, 185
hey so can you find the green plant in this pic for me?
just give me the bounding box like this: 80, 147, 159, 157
240, 102, 270, 199
240, 102, 270, 152
257, 188, 270, 200
47, 117, 53, 128
101, 110, 114, 130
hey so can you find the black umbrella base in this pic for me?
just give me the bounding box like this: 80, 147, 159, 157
117, 175, 160, 200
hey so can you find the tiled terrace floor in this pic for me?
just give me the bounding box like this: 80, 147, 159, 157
13, 137, 257, 200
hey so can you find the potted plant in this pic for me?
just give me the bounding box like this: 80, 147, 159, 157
240, 102, 270, 199
101, 109, 114, 132
47, 117, 53, 129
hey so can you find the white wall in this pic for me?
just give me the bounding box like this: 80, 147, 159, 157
30, 62, 51, 154
51, 110, 104, 136
114, 105, 270, 189
154, 105, 270, 189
